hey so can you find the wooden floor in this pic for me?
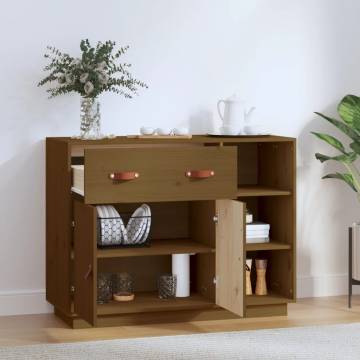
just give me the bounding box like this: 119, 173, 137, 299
1, 295, 360, 347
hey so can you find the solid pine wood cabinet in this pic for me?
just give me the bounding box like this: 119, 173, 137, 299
46, 135, 296, 328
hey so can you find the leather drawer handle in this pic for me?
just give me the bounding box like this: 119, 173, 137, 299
84, 265, 92, 280
185, 170, 215, 179
109, 172, 140, 181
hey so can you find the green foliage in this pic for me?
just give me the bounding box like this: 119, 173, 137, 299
313, 94, 360, 196
38, 39, 148, 99
322, 173, 357, 192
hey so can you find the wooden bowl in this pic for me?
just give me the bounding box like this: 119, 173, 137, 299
113, 292, 135, 302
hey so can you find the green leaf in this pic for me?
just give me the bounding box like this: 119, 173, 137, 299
350, 141, 360, 155
315, 152, 357, 163
314, 112, 360, 142
338, 95, 360, 132
311, 132, 346, 153
322, 172, 357, 192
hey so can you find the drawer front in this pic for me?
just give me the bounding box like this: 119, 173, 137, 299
84, 147, 237, 204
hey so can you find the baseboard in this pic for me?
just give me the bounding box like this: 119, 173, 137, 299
297, 274, 360, 298
0, 289, 53, 316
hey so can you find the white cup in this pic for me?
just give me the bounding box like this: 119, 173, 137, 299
156, 127, 173, 135
140, 127, 155, 135
173, 127, 189, 136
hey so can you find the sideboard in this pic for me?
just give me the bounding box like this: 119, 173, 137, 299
46, 135, 296, 328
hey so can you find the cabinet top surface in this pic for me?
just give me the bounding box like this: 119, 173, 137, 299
47, 134, 295, 145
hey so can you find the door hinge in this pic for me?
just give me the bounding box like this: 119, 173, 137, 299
213, 215, 218, 224
70, 285, 75, 293
213, 276, 218, 285
71, 220, 75, 228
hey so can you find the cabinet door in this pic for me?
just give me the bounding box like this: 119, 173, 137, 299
73, 199, 97, 326
215, 199, 245, 317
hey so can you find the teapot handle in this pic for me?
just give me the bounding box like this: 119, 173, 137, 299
217, 100, 225, 121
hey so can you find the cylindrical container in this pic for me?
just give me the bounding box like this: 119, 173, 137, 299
158, 274, 177, 299
246, 259, 253, 295
112, 272, 134, 294
255, 259, 268, 296
172, 253, 190, 297
97, 273, 113, 304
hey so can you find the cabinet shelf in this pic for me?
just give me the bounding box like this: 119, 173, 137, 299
96, 238, 215, 258
237, 186, 291, 197
97, 292, 216, 315
246, 292, 290, 306
245, 242, 291, 251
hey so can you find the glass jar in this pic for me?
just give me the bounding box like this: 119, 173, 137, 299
112, 272, 134, 294
158, 274, 177, 299
97, 273, 113, 304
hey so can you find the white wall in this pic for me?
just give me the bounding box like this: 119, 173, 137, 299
1, 0, 360, 315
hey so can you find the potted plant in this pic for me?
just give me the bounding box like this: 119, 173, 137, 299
312, 95, 360, 199
38, 39, 147, 139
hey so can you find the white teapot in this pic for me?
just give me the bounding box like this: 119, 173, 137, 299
217, 94, 255, 135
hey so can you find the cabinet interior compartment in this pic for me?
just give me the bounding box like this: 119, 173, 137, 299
239, 196, 295, 246
97, 253, 215, 315
246, 250, 294, 302
237, 142, 294, 192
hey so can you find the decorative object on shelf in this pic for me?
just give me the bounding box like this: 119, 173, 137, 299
96, 204, 151, 248
312, 94, 360, 199
38, 39, 147, 139
246, 222, 270, 244
246, 209, 253, 224
136, 126, 191, 138
112, 272, 135, 302
255, 259, 268, 296
158, 274, 177, 299
113, 272, 134, 294
97, 273, 113, 304
113, 293, 135, 302
172, 253, 190, 297
217, 94, 255, 135
246, 259, 253, 295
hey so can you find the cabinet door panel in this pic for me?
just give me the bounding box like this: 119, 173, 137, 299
73, 199, 97, 326
215, 199, 245, 317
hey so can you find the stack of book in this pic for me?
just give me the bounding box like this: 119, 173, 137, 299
246, 222, 270, 244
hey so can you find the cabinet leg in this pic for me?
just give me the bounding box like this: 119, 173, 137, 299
349, 227, 352, 309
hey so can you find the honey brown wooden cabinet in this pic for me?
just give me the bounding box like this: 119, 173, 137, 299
46, 135, 296, 328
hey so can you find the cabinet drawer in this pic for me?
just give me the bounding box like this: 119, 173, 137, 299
83, 147, 237, 203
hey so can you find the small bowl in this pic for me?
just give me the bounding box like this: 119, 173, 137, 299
173, 127, 189, 136
140, 127, 155, 135
156, 127, 173, 136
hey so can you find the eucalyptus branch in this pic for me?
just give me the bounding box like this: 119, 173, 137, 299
38, 39, 147, 99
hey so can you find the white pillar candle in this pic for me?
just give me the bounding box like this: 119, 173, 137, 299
172, 253, 190, 297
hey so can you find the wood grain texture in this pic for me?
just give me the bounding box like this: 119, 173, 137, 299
215, 200, 245, 317
246, 292, 290, 306
46, 138, 72, 314
97, 239, 215, 258
97, 292, 216, 315
73, 199, 97, 326
237, 186, 291, 197
84, 147, 237, 203
245, 242, 291, 251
